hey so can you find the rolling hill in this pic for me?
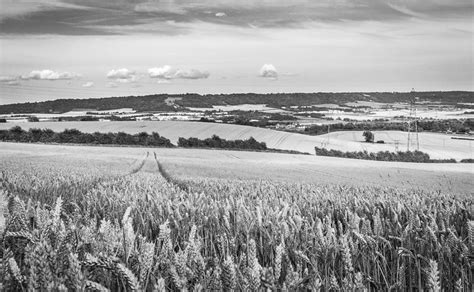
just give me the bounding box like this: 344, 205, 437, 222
1, 121, 472, 160
0, 91, 472, 113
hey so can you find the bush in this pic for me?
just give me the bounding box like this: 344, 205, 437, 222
363, 131, 374, 143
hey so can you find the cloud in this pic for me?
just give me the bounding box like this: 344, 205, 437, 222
0, 75, 20, 85
259, 64, 278, 79
174, 69, 210, 79
82, 81, 94, 87
148, 66, 209, 80
107, 82, 118, 88
0, 75, 19, 84
21, 69, 80, 80
0, 0, 86, 21
106, 68, 137, 83
1, 0, 472, 35
148, 65, 174, 79
0, 75, 18, 82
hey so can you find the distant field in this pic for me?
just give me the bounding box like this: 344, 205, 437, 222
317, 131, 474, 160
0, 142, 472, 195
188, 104, 288, 113
1, 121, 472, 159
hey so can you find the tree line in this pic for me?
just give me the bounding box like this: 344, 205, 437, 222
314, 147, 457, 163
0, 127, 269, 151
0, 126, 174, 147
178, 135, 267, 150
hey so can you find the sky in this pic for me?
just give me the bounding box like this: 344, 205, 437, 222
0, 0, 472, 104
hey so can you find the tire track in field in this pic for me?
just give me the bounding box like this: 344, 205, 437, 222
126, 152, 150, 175
225, 152, 241, 160
152, 152, 189, 191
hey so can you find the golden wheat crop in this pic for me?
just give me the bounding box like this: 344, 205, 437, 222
0, 153, 472, 291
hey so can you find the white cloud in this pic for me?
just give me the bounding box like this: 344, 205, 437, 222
259, 64, 278, 79
148, 65, 174, 79
0, 75, 18, 82
106, 68, 137, 83
215, 12, 227, 17
21, 69, 80, 80
174, 69, 210, 79
0, 75, 20, 85
107, 82, 118, 88
148, 66, 209, 80
82, 81, 94, 87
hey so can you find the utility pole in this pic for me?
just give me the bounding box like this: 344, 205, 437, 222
327, 124, 330, 146
407, 89, 419, 151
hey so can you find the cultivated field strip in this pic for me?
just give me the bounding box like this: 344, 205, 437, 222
1, 150, 473, 290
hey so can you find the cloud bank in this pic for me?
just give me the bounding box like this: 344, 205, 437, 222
0, 75, 20, 85
82, 81, 94, 87
106, 68, 137, 83
148, 66, 209, 80
21, 69, 80, 80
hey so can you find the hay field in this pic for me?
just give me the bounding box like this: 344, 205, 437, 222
1, 121, 472, 160
0, 142, 472, 195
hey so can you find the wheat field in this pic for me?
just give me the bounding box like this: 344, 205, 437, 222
0, 146, 473, 291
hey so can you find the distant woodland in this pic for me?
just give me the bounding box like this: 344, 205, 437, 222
304, 119, 473, 135
0, 91, 472, 114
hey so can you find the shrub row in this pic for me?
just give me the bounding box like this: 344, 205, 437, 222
178, 134, 267, 150
314, 146, 457, 163
0, 126, 174, 147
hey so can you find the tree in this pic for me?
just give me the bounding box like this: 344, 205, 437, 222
27, 116, 39, 122
363, 131, 374, 143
